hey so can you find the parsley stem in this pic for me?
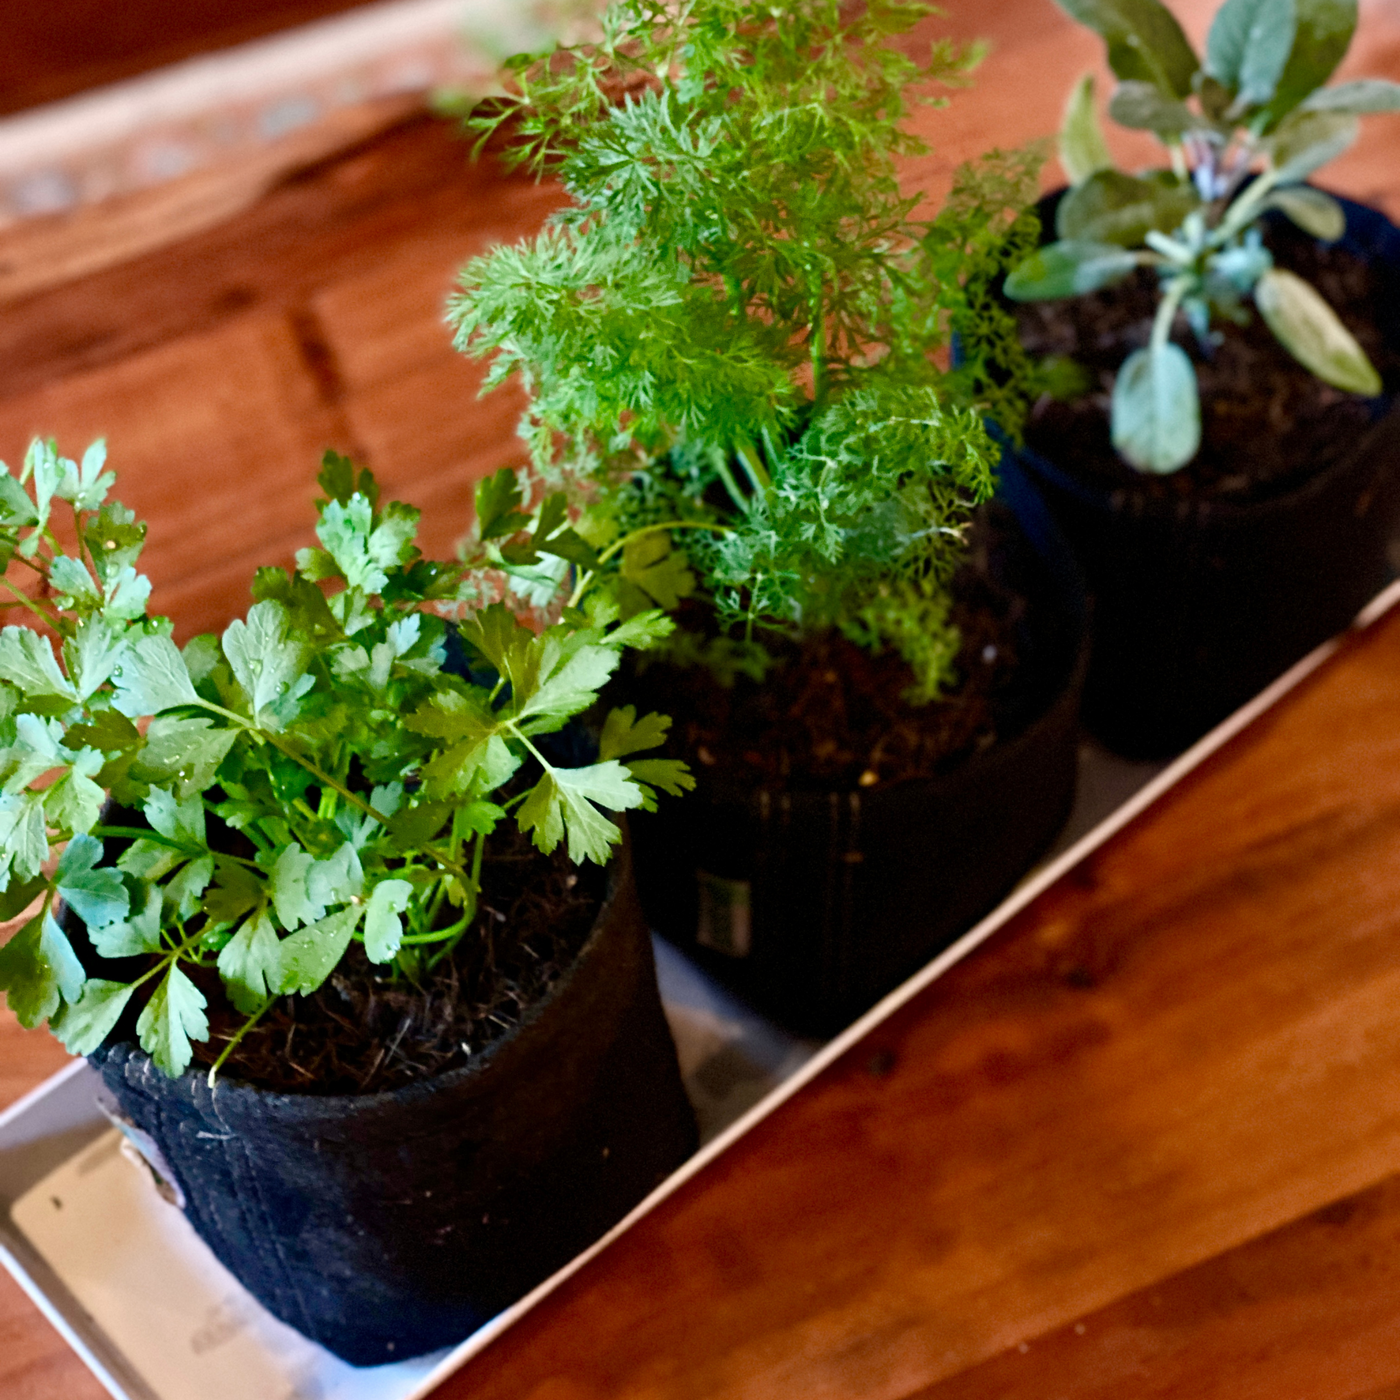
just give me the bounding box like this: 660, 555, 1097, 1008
0, 575, 61, 628
191, 699, 475, 886
566, 519, 731, 609
207, 997, 274, 1088
91, 824, 262, 866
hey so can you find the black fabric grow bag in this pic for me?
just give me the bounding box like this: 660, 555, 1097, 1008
88, 844, 696, 1367
628, 454, 1090, 1038
1009, 191, 1400, 759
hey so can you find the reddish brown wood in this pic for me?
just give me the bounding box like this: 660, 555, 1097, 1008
0, 0, 379, 117
2, 1, 1400, 1396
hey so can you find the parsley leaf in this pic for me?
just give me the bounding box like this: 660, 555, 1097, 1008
137, 964, 208, 1077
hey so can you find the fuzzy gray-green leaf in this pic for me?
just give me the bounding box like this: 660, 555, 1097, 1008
1255, 266, 1382, 395
1265, 0, 1357, 123
1206, 0, 1297, 107
1054, 0, 1200, 97
1264, 185, 1346, 240
1266, 109, 1359, 181
1107, 79, 1201, 134
1004, 240, 1140, 299
1060, 74, 1115, 183
1301, 78, 1400, 113
1057, 169, 1200, 247
1111, 342, 1202, 472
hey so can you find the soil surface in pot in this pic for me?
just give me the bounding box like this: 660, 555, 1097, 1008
631, 504, 1061, 790
200, 830, 602, 1094
89, 822, 605, 1096
1017, 219, 1400, 503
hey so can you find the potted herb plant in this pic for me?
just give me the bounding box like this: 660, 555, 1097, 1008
1003, 0, 1400, 757
0, 438, 697, 1365
446, 0, 1090, 1035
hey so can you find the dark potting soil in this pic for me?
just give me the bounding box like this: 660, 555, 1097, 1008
632, 505, 1054, 790
182, 829, 604, 1097
1016, 219, 1400, 503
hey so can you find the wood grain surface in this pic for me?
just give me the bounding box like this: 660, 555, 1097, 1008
3, 1, 1400, 1397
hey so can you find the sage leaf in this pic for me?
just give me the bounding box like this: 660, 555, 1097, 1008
137, 964, 208, 1077
1111, 342, 1202, 473
1206, 0, 1297, 107
1004, 240, 1141, 299
1301, 78, 1400, 113
275, 906, 363, 996
1267, 109, 1359, 181
1053, 0, 1199, 97
1263, 185, 1346, 240
363, 879, 414, 963
51, 979, 134, 1056
1060, 74, 1115, 184
1108, 79, 1200, 134
1255, 266, 1382, 395
1266, 0, 1358, 123
1057, 169, 1200, 246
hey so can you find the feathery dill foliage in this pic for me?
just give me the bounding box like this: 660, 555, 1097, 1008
448, 0, 1042, 702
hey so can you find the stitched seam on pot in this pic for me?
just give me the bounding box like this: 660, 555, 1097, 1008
233, 1135, 317, 1339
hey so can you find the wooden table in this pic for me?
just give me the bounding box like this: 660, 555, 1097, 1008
4, 1, 1400, 1395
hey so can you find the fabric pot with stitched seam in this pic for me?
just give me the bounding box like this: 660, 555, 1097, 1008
1009, 191, 1400, 759
86, 843, 697, 1367
628, 454, 1090, 1038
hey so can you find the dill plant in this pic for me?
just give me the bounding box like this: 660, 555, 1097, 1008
448, 0, 1042, 703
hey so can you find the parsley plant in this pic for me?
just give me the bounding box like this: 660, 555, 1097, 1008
0, 440, 690, 1079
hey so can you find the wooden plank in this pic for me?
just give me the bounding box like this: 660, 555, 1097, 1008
0, 117, 542, 402
0, 313, 343, 639
0, 0, 376, 118
906, 1171, 1400, 1400
435, 602, 1400, 1400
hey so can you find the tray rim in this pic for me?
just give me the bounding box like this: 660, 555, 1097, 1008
4, 575, 1398, 1400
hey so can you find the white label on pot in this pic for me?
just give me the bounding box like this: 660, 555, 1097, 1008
695, 870, 752, 958
12, 1129, 446, 1400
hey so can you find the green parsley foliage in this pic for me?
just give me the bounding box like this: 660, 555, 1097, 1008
0, 439, 686, 1079
449, 0, 1042, 701
1005, 0, 1397, 474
